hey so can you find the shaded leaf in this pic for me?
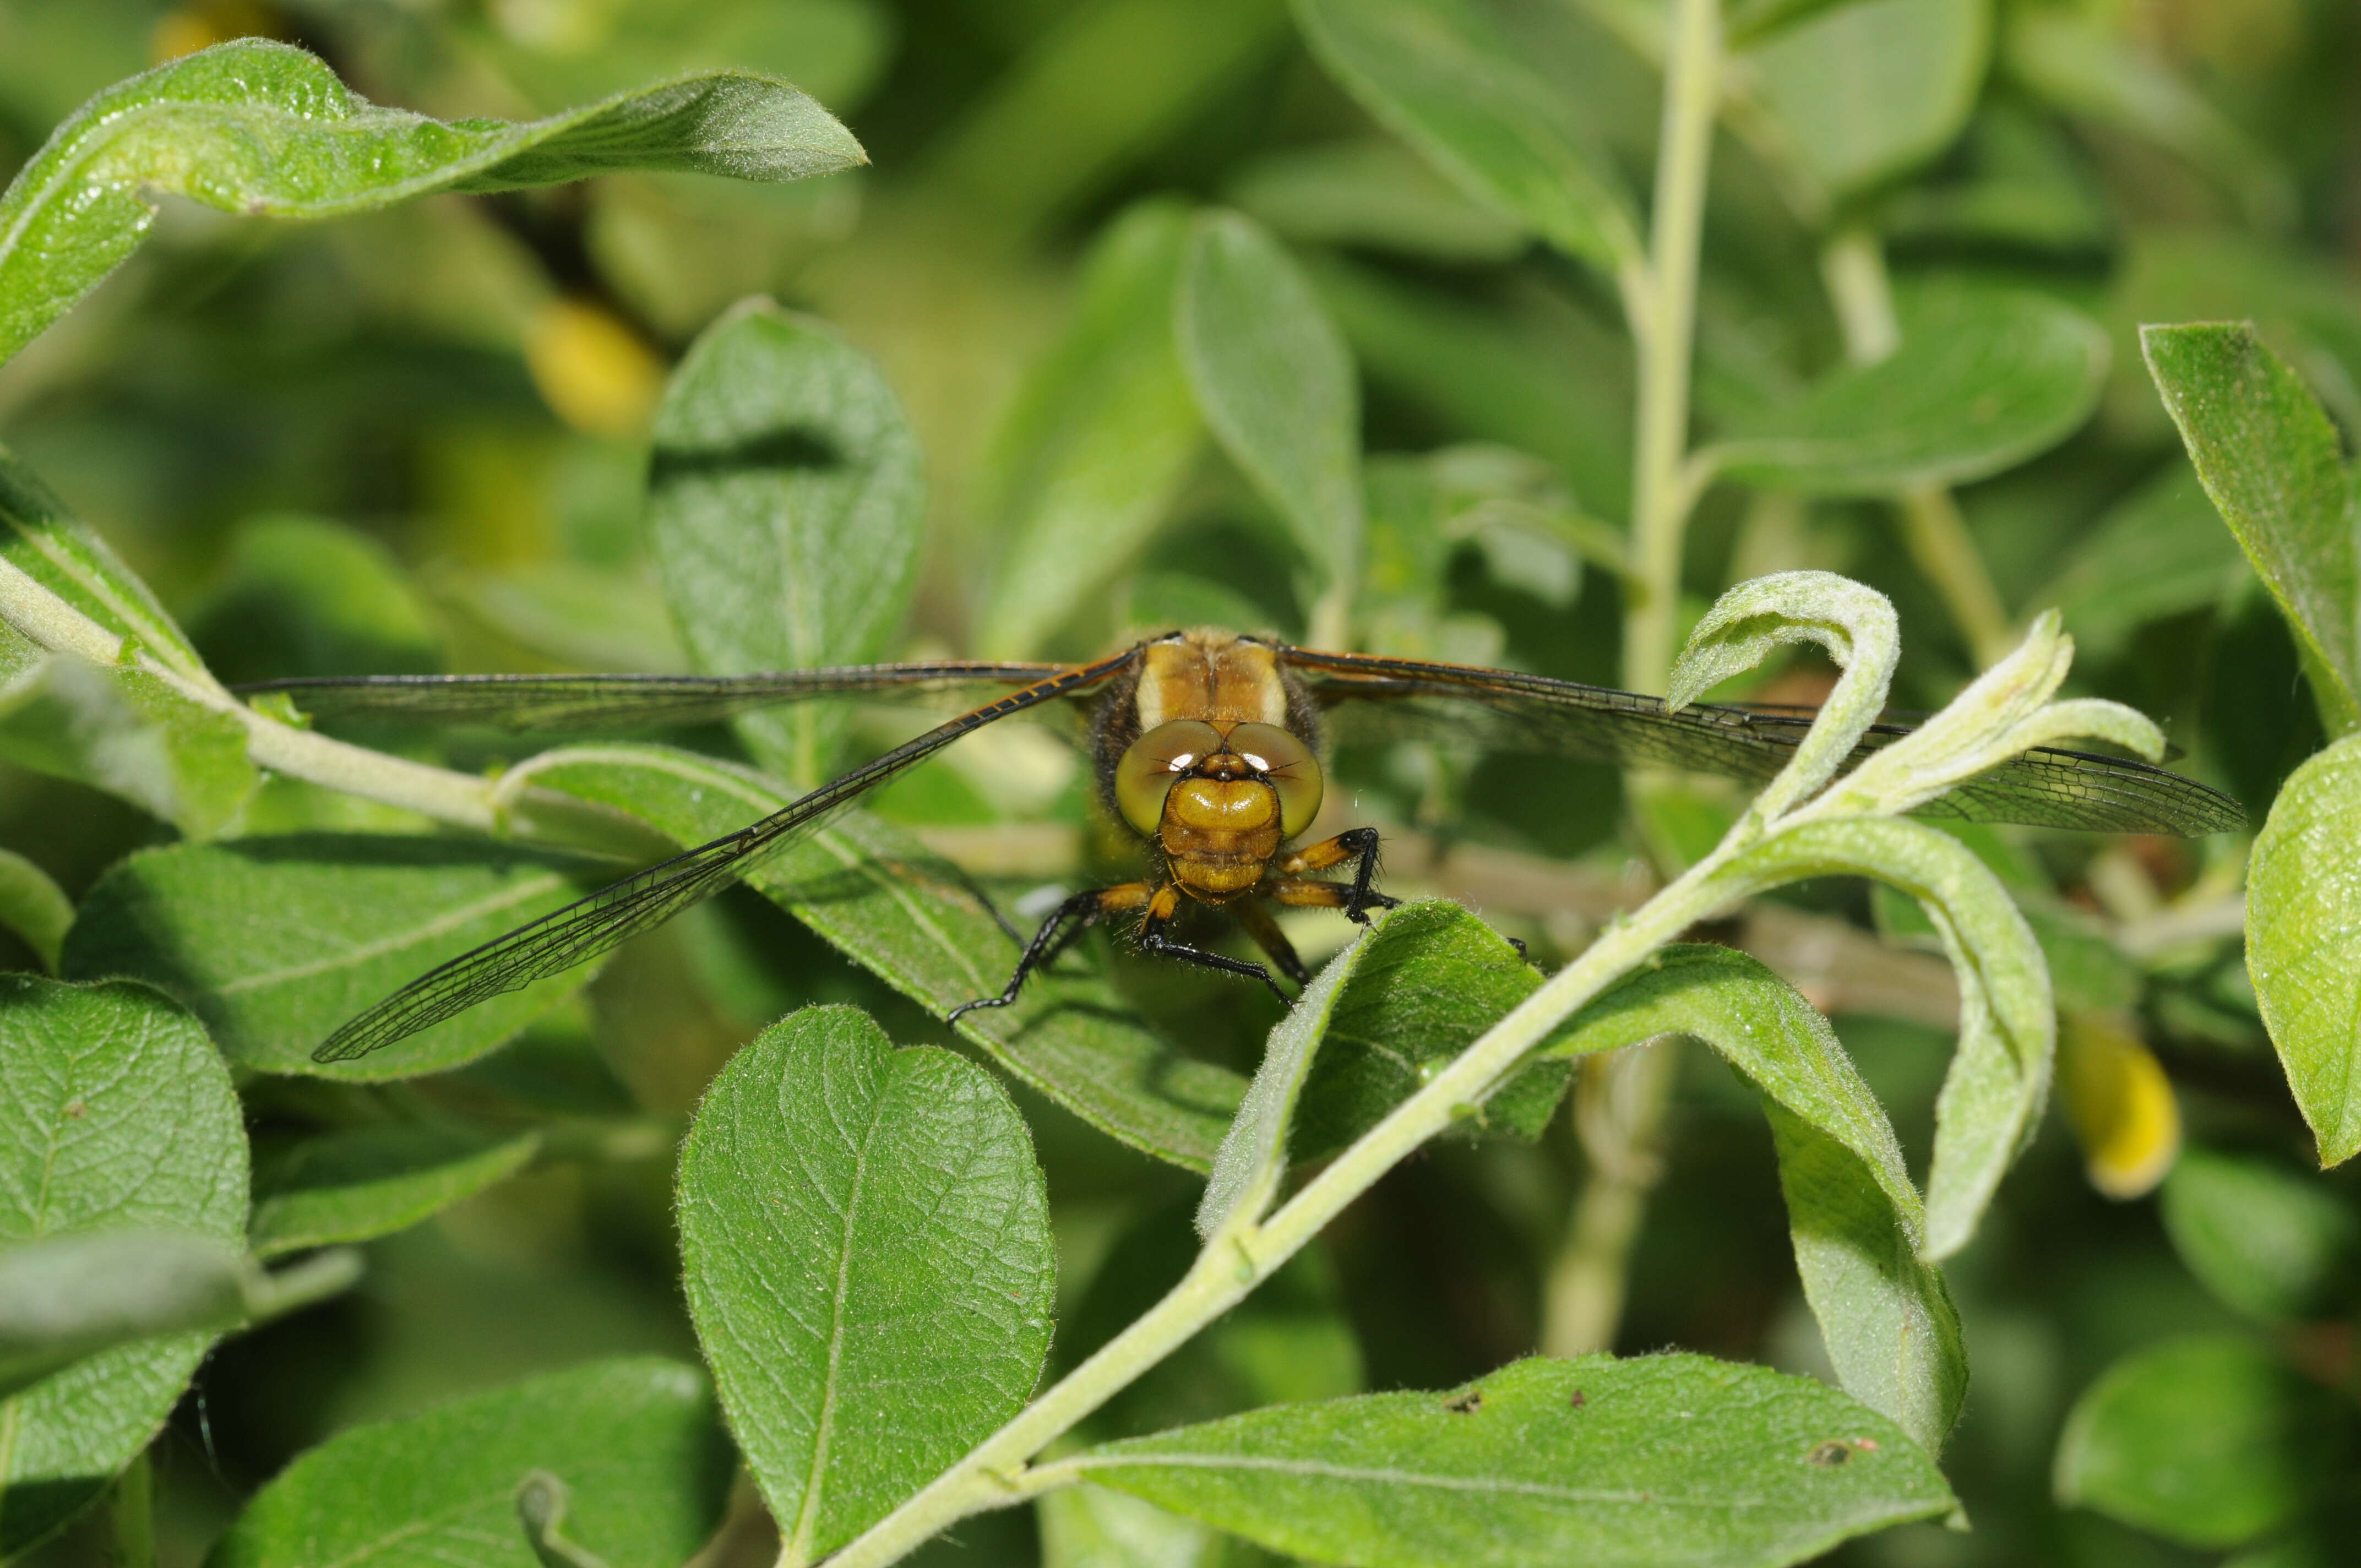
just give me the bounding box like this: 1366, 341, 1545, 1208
1704, 287, 2107, 496
2142, 322, 2361, 734
0, 656, 259, 839
209, 1358, 730, 1568
648, 300, 925, 783
2162, 1146, 2361, 1323
1291, 0, 1641, 274
2055, 1336, 2353, 1550
2245, 734, 2361, 1164
189, 514, 443, 685
677, 1006, 1053, 1560
0, 40, 864, 364
0, 449, 207, 681
515, 742, 1243, 1168
1744, 0, 1989, 204
1227, 138, 1527, 263
62, 835, 606, 1081
1075, 1354, 1955, 1568
249, 1125, 544, 1259
0, 977, 246, 1556
977, 199, 1203, 657
1178, 211, 1363, 606
1038, 1483, 1225, 1568
2031, 465, 2246, 662
0, 1231, 247, 1400
0, 845, 70, 971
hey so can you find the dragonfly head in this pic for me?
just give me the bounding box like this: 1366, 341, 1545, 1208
1114, 718, 1324, 846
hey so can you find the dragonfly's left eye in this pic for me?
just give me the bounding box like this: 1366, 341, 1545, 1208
1227, 722, 1324, 837
1115, 719, 1224, 836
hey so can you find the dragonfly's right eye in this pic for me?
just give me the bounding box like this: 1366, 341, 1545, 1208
1114, 719, 1223, 836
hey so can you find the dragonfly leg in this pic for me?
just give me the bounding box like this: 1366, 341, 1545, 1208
1266, 876, 1403, 920
1274, 826, 1395, 922
1138, 884, 1291, 1004
947, 881, 1153, 1026
1230, 896, 1311, 987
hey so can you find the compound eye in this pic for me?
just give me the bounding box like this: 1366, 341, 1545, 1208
1114, 720, 1223, 836
1227, 722, 1324, 837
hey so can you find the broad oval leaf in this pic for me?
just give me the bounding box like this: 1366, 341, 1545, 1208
1290, 0, 1641, 274
249, 1125, 545, 1259
648, 299, 924, 783
1744, 0, 1989, 205
1701, 287, 2107, 496
2245, 734, 2361, 1166
1177, 211, 1364, 607
208, 1358, 730, 1568
61, 835, 606, 1080
0, 1231, 247, 1401
2142, 322, 2361, 734
0, 40, 864, 364
2160, 1145, 2361, 1323
2055, 1336, 2354, 1550
1073, 1354, 1955, 1568
677, 1006, 1055, 1561
978, 199, 1203, 658
0, 977, 246, 1557
513, 741, 1243, 1169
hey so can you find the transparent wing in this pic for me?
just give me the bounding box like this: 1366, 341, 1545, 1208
1284, 647, 2245, 836
311, 652, 1134, 1062
236, 662, 1072, 734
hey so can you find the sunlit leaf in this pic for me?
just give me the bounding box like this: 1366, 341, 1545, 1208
678, 1006, 1053, 1560
0, 39, 864, 364
0, 977, 246, 1556
0, 656, 259, 839
1074, 1355, 1955, 1568
2245, 734, 2361, 1166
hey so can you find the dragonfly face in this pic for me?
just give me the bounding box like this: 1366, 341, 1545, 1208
238, 627, 2248, 1063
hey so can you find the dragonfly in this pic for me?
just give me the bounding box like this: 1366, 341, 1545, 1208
237, 628, 2246, 1063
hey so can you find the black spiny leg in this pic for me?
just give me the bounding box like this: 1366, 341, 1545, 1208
1231, 897, 1311, 988
947, 882, 1151, 1026
1277, 826, 1392, 922
1138, 884, 1291, 1005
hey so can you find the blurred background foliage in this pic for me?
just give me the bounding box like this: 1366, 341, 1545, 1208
4, 0, 2361, 1564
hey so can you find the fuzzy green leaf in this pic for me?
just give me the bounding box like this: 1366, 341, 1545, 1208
510, 741, 1243, 1168
0, 977, 246, 1557
1178, 211, 1363, 604
2245, 733, 2361, 1164
978, 199, 1203, 657
678, 1006, 1054, 1561
647, 300, 925, 784
1744, 0, 1989, 203
0, 1231, 247, 1400
0, 657, 260, 839
208, 1359, 730, 1568
0, 40, 864, 364
1074, 1354, 1955, 1568
62, 835, 606, 1080
1703, 288, 2107, 496
249, 1125, 544, 1259
0, 450, 208, 682
2142, 322, 2361, 734
2160, 1146, 2361, 1323
1290, 0, 1641, 274
2055, 1336, 2353, 1550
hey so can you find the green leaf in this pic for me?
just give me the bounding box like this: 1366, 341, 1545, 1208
976, 199, 1203, 658
1073, 1354, 1956, 1568
1226, 138, 1528, 263
513, 742, 1243, 1169
2246, 734, 2361, 1164
2160, 1146, 2361, 1323
2055, 1336, 2353, 1550
208, 1358, 730, 1568
1290, 0, 1641, 274
1707, 818, 2052, 1259
0, 39, 865, 364
677, 1006, 1054, 1561
0, 845, 71, 970
1702, 287, 2108, 496
61, 835, 607, 1081
2142, 322, 2361, 734
249, 1125, 545, 1259
1039, 1483, 1225, 1568
188, 514, 443, 684
1743, 0, 1990, 204
0, 977, 246, 1557
647, 298, 924, 783
2030, 464, 2248, 663
0, 1231, 247, 1400
1177, 211, 1363, 608
0, 656, 260, 839
0, 448, 208, 682
1537, 946, 1958, 1451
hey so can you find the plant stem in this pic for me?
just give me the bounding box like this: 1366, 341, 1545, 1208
826, 840, 1747, 1568
1619, 0, 1722, 698
1817, 227, 2013, 668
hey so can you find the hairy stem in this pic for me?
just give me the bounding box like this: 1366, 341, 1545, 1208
1818, 227, 2012, 668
